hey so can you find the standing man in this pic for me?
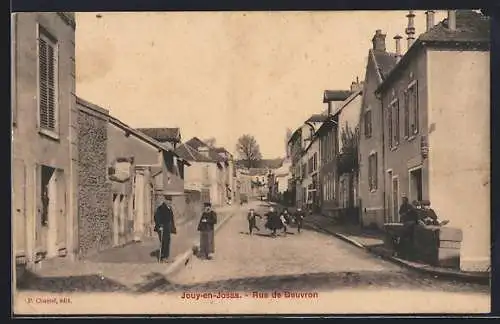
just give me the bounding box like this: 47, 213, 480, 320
154, 195, 177, 263
197, 203, 218, 259
295, 207, 305, 233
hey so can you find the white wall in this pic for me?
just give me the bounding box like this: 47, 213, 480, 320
427, 49, 490, 272
338, 94, 362, 153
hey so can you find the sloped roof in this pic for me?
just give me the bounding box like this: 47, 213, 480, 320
185, 137, 227, 163
323, 90, 352, 103
136, 128, 181, 142
377, 10, 490, 94
175, 143, 214, 163
306, 114, 329, 123
372, 50, 398, 82
419, 10, 490, 44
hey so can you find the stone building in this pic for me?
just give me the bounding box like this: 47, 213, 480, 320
12, 12, 78, 269
76, 97, 189, 256
375, 10, 490, 271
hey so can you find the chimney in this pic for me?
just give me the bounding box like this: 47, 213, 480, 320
394, 34, 403, 60
350, 78, 362, 92
447, 10, 456, 30
371, 29, 386, 52
405, 10, 416, 49
425, 10, 435, 31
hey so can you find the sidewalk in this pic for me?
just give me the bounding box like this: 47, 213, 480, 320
304, 213, 490, 285
16, 205, 239, 293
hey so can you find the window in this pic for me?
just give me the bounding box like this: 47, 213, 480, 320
408, 81, 419, 135
387, 104, 393, 148
38, 27, 58, 133
313, 152, 317, 172
392, 99, 400, 147
368, 152, 378, 191
302, 163, 306, 179
364, 109, 372, 138
403, 90, 410, 138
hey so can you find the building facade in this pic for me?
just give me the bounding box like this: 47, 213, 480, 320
12, 12, 78, 268
376, 10, 490, 271
358, 29, 398, 229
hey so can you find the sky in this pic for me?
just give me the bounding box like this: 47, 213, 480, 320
75, 10, 447, 158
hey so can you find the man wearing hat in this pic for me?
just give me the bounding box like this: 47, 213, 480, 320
154, 195, 177, 262
197, 202, 218, 259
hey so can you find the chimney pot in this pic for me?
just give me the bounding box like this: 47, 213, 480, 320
406, 10, 416, 50
447, 10, 456, 30
372, 29, 386, 52
394, 34, 403, 60
425, 10, 435, 31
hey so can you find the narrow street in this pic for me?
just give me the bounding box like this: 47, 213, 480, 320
14, 201, 490, 314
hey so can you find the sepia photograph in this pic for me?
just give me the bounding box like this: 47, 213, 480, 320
11, 9, 491, 315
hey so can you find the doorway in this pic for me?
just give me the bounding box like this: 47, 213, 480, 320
36, 165, 60, 259
409, 167, 423, 203
112, 193, 120, 246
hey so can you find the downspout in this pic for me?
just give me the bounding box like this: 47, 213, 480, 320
377, 91, 386, 224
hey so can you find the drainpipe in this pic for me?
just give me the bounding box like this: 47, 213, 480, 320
377, 91, 387, 225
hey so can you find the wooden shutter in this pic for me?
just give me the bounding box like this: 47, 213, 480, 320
38, 32, 57, 131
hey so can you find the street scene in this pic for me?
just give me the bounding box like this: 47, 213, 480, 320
12, 10, 490, 315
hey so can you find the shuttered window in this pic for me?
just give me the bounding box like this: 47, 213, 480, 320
38, 28, 58, 132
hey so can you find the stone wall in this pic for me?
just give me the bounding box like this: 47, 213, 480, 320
77, 103, 112, 258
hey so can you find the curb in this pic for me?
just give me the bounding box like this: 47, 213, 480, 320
161, 208, 238, 277
306, 221, 490, 285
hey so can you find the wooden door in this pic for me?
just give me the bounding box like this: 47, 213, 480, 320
112, 193, 119, 246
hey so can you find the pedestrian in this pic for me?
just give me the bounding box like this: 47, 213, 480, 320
264, 206, 281, 237
154, 195, 177, 263
294, 207, 305, 233
197, 202, 218, 259
419, 200, 449, 226
398, 195, 418, 258
247, 208, 262, 235
280, 209, 290, 235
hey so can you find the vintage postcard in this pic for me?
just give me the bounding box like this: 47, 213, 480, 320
12, 10, 491, 315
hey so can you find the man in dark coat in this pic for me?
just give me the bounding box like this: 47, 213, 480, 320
198, 203, 217, 259
419, 200, 449, 226
294, 207, 306, 233
398, 195, 417, 257
247, 208, 262, 235
154, 195, 177, 262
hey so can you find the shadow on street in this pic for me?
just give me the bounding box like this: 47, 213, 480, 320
133, 269, 491, 295
17, 269, 132, 293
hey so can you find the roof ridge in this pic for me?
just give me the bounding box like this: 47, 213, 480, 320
183, 143, 198, 161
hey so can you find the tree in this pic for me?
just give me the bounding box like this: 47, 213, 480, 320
203, 137, 217, 148
236, 134, 262, 169
337, 123, 360, 175
285, 128, 293, 158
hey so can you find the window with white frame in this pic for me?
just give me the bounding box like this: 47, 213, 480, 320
368, 152, 378, 191
387, 104, 393, 148
407, 81, 419, 136
313, 152, 317, 172
38, 27, 58, 133
403, 90, 410, 138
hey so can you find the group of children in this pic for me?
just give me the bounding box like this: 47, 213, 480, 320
246, 206, 306, 237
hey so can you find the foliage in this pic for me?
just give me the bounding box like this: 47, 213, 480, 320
337, 123, 360, 175
236, 134, 263, 169
203, 137, 217, 148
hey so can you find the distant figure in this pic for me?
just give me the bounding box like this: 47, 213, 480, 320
197, 203, 218, 259
247, 208, 262, 234
280, 209, 290, 235
154, 195, 177, 262
398, 195, 418, 257
295, 207, 306, 233
399, 196, 416, 223
265, 206, 281, 237
418, 200, 449, 226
